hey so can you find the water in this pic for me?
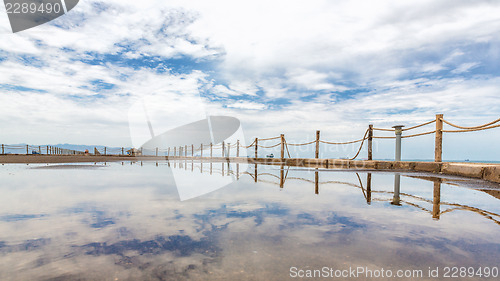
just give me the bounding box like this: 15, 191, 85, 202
0, 161, 499, 280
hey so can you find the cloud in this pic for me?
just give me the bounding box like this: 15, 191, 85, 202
0, 0, 499, 160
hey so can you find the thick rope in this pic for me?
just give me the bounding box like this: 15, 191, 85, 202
372, 136, 396, 139
348, 129, 369, 160
402, 120, 436, 131
373, 127, 394, 132
401, 130, 436, 138
258, 136, 281, 141
319, 138, 364, 145
257, 142, 281, 148
284, 139, 291, 158
442, 123, 500, 133
441, 117, 500, 130
286, 140, 316, 146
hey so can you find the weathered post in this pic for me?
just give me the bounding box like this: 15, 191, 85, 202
200, 144, 203, 158
210, 143, 213, 158
141, 147, 143, 155
368, 125, 373, 160
156, 147, 159, 157
315, 169, 319, 194
222, 141, 225, 157
1, 144, 4, 154
168, 147, 170, 157
26, 145, 29, 155
280, 164, 284, 188
227, 143, 231, 158
46, 146, 48, 155
174, 147, 176, 157
122, 147, 124, 155
191, 144, 194, 157
184, 145, 187, 157
254, 138, 258, 159
435, 114, 443, 162
38, 146, 41, 154
315, 130, 320, 159
392, 125, 404, 161
366, 173, 372, 204
104, 147, 107, 156
432, 179, 441, 219
236, 140, 240, 157
280, 134, 285, 160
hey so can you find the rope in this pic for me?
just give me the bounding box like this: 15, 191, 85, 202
402, 120, 436, 131
348, 129, 368, 160
241, 139, 256, 148
401, 130, 436, 138
257, 142, 281, 148
373, 127, 394, 132
284, 139, 291, 158
441, 117, 500, 130
286, 140, 316, 146
319, 138, 364, 145
372, 136, 396, 139
258, 136, 281, 141
442, 123, 500, 133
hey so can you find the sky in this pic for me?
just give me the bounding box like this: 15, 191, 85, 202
0, 0, 499, 161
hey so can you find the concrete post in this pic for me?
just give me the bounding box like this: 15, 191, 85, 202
391, 173, 401, 206
368, 125, 373, 160
315, 130, 320, 159
435, 114, 443, 162
236, 140, 240, 157
392, 125, 404, 161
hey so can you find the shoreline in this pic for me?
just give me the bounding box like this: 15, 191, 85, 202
1, 154, 499, 184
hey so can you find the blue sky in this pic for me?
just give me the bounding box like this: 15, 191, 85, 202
0, 0, 499, 161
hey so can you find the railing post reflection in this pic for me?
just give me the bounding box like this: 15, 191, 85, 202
391, 173, 401, 206
221, 162, 224, 177
227, 162, 230, 176
315, 169, 319, 194
191, 160, 194, 172
433, 179, 442, 220
366, 173, 372, 204
200, 161, 203, 173
280, 164, 285, 189
236, 163, 240, 180
254, 164, 258, 183
210, 162, 212, 175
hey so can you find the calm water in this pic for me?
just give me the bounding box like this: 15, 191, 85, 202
0, 161, 499, 281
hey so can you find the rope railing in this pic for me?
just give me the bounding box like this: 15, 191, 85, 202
441, 117, 500, 130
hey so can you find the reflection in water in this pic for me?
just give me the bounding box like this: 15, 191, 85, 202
0, 161, 499, 280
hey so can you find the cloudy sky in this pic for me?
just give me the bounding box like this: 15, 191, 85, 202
1, 0, 499, 160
